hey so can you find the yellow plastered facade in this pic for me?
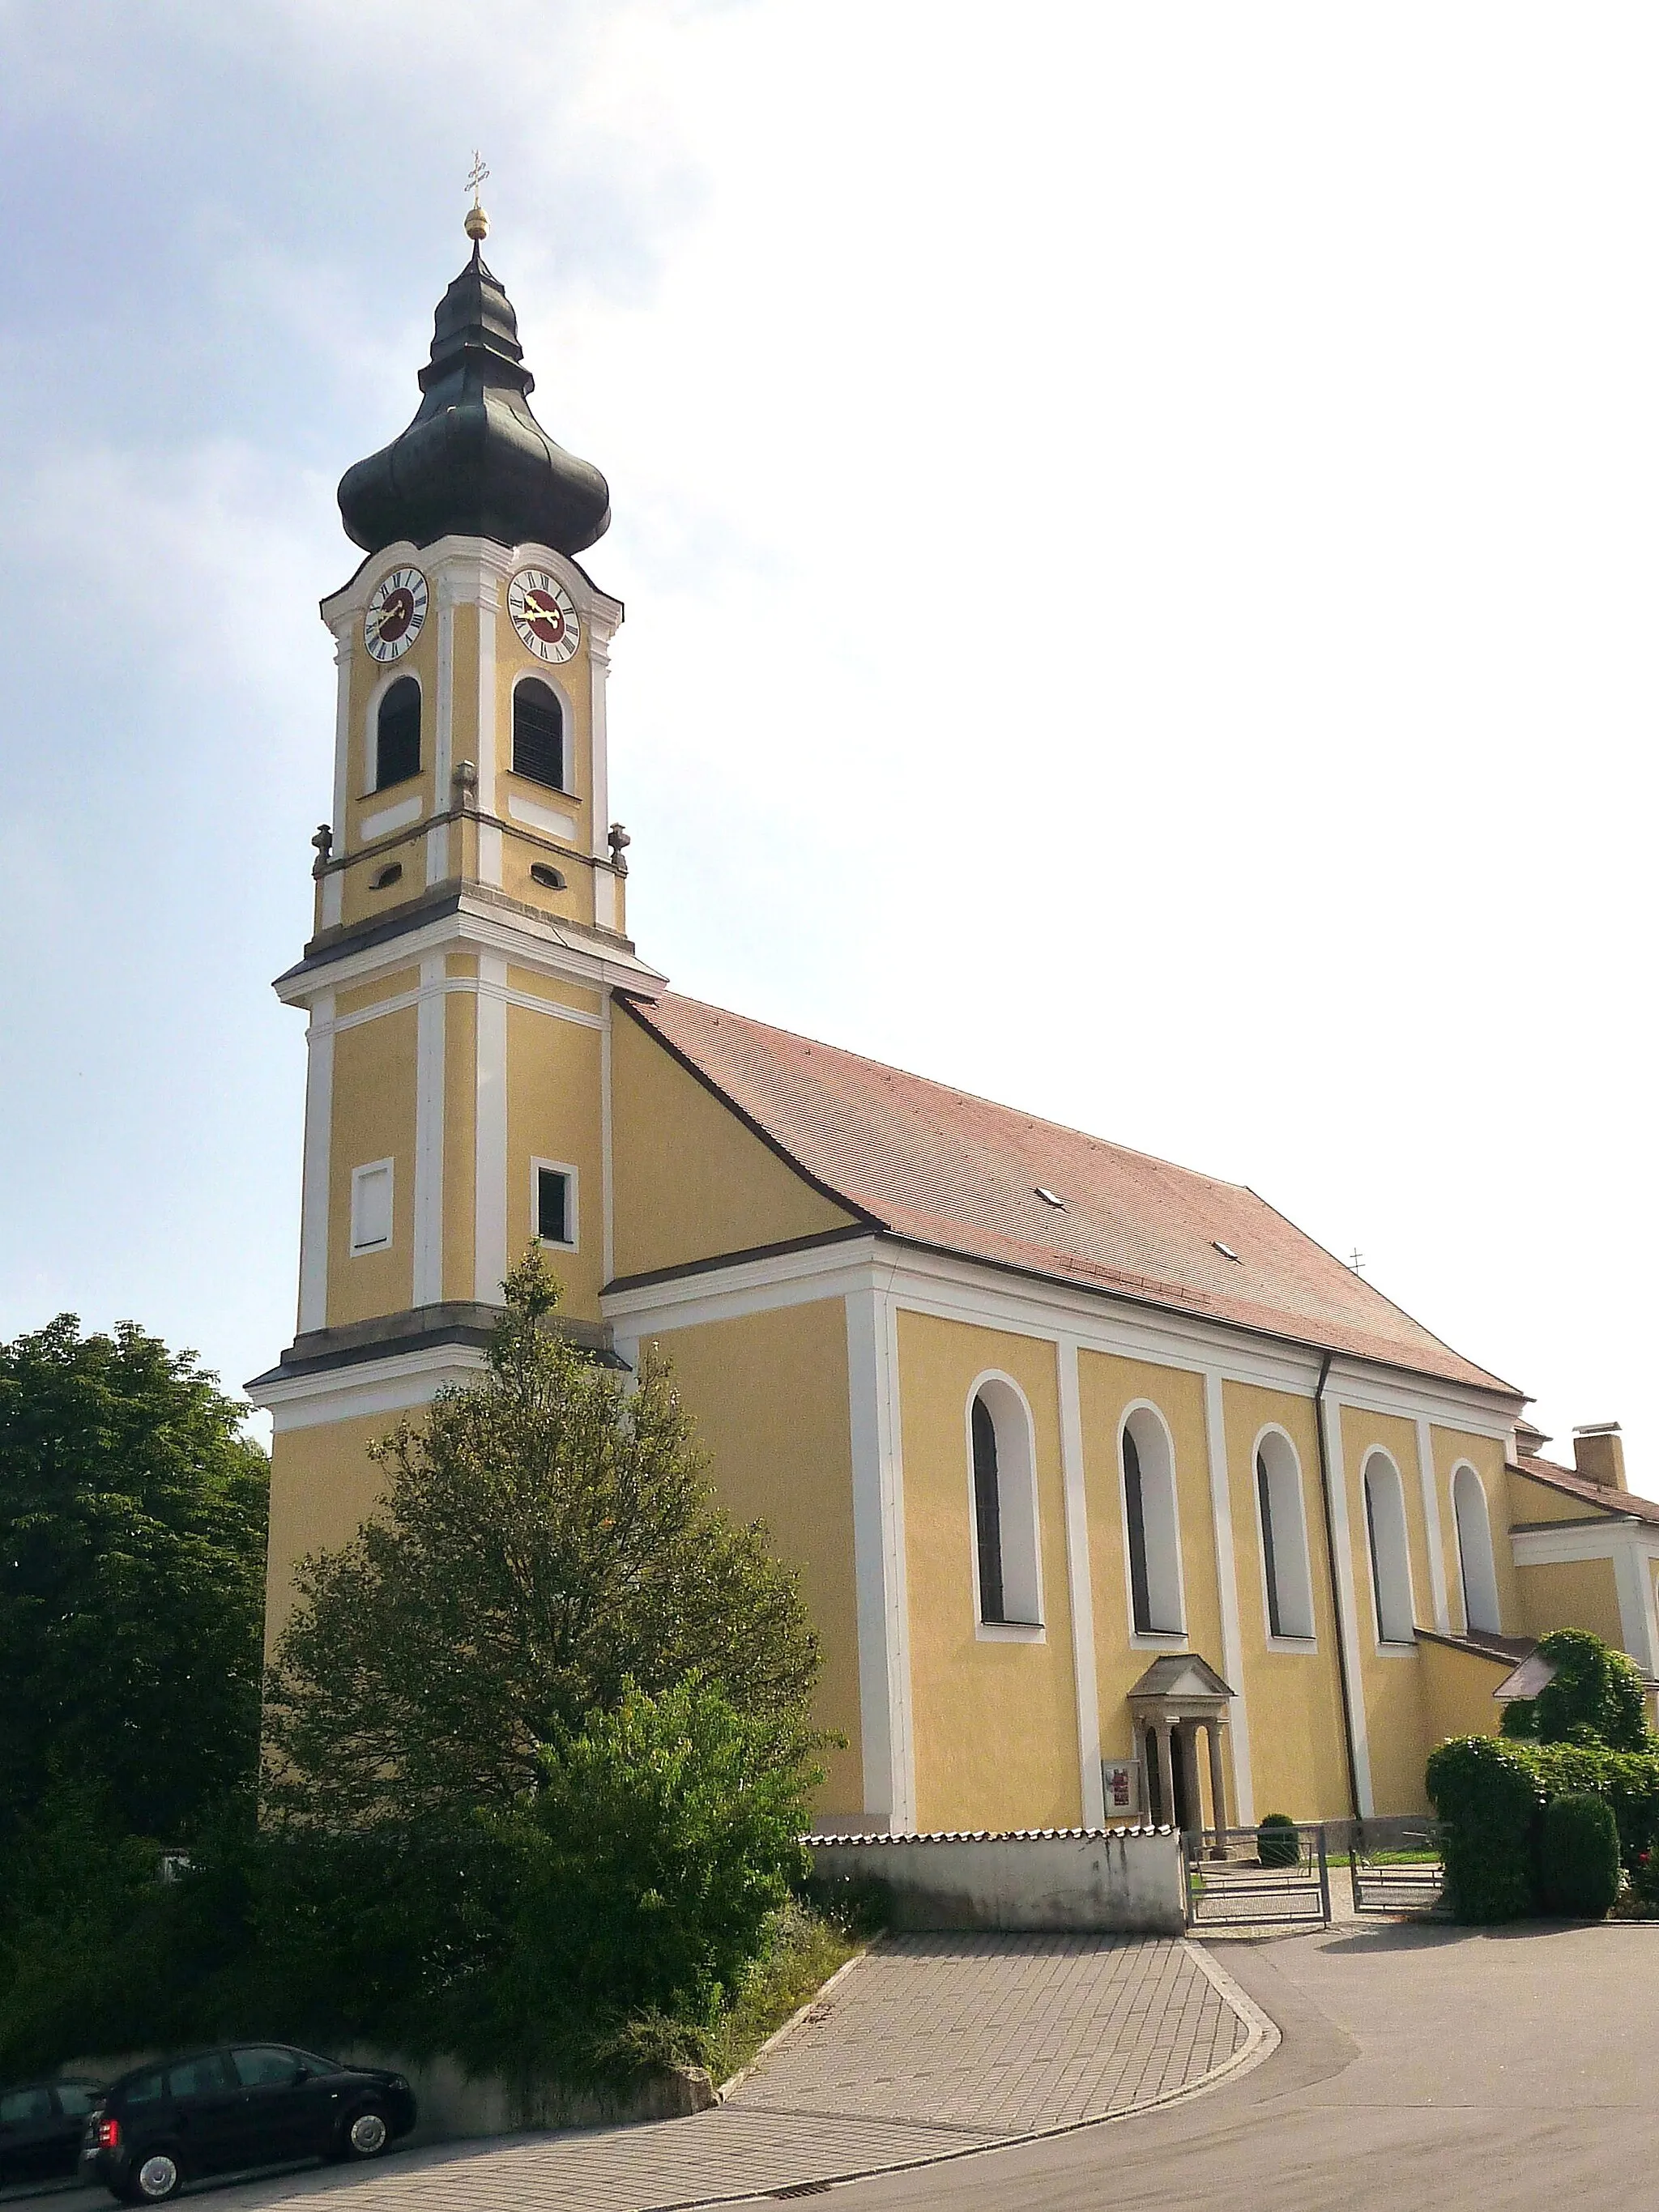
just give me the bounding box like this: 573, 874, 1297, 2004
896, 1313, 1081, 1833
1420, 1635, 1508, 1746
644, 1301, 864, 1822
263, 1409, 407, 1666
609, 1009, 856, 1280
1340, 1407, 1435, 1815
504, 1001, 603, 1319
326, 1007, 416, 1325
1518, 1558, 1626, 1651
1221, 1381, 1351, 1823
1078, 1352, 1224, 1771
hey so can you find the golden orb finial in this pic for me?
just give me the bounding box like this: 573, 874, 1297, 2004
465, 151, 491, 243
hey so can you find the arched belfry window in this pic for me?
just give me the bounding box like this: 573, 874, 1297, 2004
1255, 1430, 1316, 1640
1363, 1451, 1415, 1645
967, 1379, 1041, 1629
1122, 1408, 1183, 1635
1452, 1464, 1501, 1636
375, 676, 421, 791
513, 677, 565, 790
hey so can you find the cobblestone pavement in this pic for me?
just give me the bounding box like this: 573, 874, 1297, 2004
180, 1935, 1263, 2212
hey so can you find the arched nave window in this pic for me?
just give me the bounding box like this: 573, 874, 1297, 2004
1122, 1408, 1183, 1636
968, 1380, 1041, 1627
1255, 1430, 1316, 1640
1452, 1464, 1502, 1637
1363, 1451, 1415, 1646
513, 676, 565, 789
375, 676, 421, 791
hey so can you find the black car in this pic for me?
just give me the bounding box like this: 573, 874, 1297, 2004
0, 2077, 104, 2186
81, 2044, 416, 2202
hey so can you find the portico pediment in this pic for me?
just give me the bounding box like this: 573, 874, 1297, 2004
1127, 1653, 1235, 1708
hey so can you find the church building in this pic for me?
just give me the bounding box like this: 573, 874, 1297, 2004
251, 206, 1659, 1839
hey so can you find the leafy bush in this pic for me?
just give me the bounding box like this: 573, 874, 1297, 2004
1256, 1813, 1300, 1868
1534, 1794, 1619, 1919
480, 1676, 817, 2078
1425, 1737, 1541, 1923
1529, 1630, 1653, 1752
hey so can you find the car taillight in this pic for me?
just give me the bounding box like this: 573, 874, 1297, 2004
97, 2118, 121, 2150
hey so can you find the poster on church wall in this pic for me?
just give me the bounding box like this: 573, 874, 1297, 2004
1101, 1757, 1144, 1821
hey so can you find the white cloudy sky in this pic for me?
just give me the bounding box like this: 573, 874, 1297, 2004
1, 2, 1654, 1488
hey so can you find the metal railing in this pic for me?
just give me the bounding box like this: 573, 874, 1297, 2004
1183, 1822, 1332, 1930
1348, 1818, 1446, 1916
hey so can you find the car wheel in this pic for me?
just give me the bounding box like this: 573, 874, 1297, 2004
131, 2149, 186, 2201
343, 2103, 390, 2160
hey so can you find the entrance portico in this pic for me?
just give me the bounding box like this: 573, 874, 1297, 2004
1128, 1654, 1235, 1834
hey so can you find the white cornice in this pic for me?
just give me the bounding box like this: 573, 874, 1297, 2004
273, 897, 667, 1010
603, 1234, 1522, 1438
1512, 1519, 1657, 1566
249, 1343, 488, 1430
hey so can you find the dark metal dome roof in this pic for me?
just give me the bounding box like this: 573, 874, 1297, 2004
337, 241, 610, 558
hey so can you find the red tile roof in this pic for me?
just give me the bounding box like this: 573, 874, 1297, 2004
1510, 1452, 1659, 1525
620, 991, 1521, 1399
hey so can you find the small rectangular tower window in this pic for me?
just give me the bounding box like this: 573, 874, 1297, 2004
532, 1160, 578, 1250
350, 1160, 394, 1255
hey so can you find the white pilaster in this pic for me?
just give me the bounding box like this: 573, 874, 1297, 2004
476, 577, 502, 886
1414, 1414, 1452, 1634
429, 590, 455, 886
1319, 1391, 1375, 1816
600, 993, 615, 1285
844, 1286, 915, 1833
1613, 1537, 1659, 1679
1056, 1336, 1105, 1827
589, 625, 612, 859
473, 953, 509, 1301
323, 633, 351, 929
296, 991, 335, 1333
1202, 1367, 1255, 1826
412, 955, 446, 1306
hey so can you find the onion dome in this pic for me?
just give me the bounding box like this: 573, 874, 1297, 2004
338, 209, 610, 558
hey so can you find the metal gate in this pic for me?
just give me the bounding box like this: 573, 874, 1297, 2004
1349, 1819, 1446, 1916
1184, 1823, 1332, 1930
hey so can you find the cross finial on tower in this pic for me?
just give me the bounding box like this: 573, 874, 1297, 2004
464, 151, 491, 242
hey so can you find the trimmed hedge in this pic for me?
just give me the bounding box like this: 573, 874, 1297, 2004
1426, 1735, 1659, 1923
1535, 1795, 1619, 1919
1256, 1813, 1300, 1869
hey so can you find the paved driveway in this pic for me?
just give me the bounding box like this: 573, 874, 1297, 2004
96, 1934, 1258, 2211
834, 1919, 1659, 2212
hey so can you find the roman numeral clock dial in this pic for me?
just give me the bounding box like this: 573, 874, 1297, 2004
364, 567, 429, 661
509, 569, 580, 663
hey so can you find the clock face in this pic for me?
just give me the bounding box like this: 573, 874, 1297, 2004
509, 569, 581, 663
365, 567, 429, 662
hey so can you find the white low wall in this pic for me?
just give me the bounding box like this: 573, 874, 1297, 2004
808, 1826, 1186, 1935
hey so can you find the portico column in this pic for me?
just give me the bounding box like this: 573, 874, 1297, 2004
1156, 1722, 1177, 1831
1179, 1725, 1204, 1836
1205, 1720, 1228, 1835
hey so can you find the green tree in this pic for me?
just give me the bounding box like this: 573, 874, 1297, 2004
0, 1316, 270, 1848
264, 1252, 821, 1827
1500, 1627, 1653, 1751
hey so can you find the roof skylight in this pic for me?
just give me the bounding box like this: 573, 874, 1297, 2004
1034, 1187, 1066, 1210
1212, 1239, 1242, 1262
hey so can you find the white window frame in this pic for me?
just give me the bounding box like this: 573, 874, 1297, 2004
348, 1157, 394, 1256
1252, 1423, 1318, 1647
1362, 1448, 1418, 1651
531, 1157, 580, 1251
964, 1371, 1045, 1642
1450, 1461, 1503, 1637
1119, 1400, 1187, 1645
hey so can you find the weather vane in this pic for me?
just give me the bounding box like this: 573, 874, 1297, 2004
1348, 1248, 1366, 1274
464, 151, 491, 243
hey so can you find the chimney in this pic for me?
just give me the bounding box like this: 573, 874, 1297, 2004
1572, 1422, 1627, 1491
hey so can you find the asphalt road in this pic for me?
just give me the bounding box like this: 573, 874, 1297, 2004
829, 1920, 1659, 2212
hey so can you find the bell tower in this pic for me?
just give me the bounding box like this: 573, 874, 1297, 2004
249, 198, 665, 1646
